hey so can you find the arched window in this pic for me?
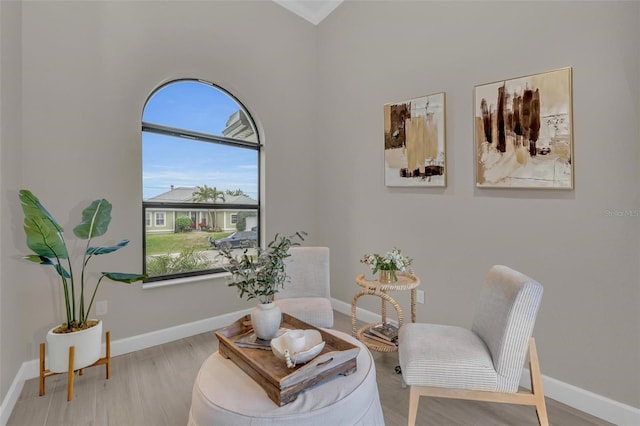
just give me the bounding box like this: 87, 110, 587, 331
142, 80, 260, 282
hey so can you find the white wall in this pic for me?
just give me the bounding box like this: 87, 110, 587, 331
0, 0, 23, 403
1, 0, 317, 403
316, 1, 640, 408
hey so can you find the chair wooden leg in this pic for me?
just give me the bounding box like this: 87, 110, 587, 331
408, 385, 420, 426
67, 346, 75, 401
529, 338, 549, 426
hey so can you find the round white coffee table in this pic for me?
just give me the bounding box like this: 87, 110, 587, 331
188, 329, 384, 426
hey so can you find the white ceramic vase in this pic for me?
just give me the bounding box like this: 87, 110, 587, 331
46, 320, 102, 373
251, 302, 282, 340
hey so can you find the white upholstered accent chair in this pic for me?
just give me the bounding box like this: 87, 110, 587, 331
398, 265, 547, 426
275, 246, 334, 328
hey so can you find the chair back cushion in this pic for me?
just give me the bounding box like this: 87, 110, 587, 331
471, 265, 543, 392
278, 247, 330, 299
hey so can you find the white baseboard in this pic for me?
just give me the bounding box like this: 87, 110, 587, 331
0, 362, 30, 426
332, 297, 384, 325
335, 297, 640, 426
518, 368, 640, 426
2, 302, 639, 426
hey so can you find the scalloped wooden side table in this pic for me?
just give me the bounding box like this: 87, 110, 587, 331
351, 273, 420, 352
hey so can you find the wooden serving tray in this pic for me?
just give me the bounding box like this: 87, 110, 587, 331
215, 313, 360, 406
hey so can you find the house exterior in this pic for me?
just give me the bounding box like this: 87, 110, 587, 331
222, 110, 258, 142
145, 186, 258, 234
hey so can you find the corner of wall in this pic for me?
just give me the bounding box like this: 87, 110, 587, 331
0, 0, 23, 409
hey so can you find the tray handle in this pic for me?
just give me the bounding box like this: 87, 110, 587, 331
315, 356, 334, 368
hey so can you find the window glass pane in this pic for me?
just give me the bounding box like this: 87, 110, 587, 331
143, 80, 257, 142
155, 212, 165, 226
144, 208, 259, 278
143, 133, 258, 202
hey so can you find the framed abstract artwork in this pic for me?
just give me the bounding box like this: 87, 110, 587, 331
474, 67, 573, 189
384, 92, 446, 187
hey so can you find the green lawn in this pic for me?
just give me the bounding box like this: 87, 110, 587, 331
146, 231, 230, 255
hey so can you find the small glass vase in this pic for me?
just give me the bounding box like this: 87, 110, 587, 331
378, 269, 397, 284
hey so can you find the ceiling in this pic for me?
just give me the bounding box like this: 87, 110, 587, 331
273, 0, 343, 25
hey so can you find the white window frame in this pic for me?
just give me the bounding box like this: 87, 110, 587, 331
155, 212, 165, 227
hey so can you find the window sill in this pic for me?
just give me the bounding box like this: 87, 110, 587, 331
142, 271, 231, 289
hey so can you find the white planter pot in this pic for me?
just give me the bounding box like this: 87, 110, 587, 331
46, 320, 102, 373
250, 302, 282, 340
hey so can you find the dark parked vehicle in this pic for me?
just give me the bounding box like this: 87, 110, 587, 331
210, 230, 257, 249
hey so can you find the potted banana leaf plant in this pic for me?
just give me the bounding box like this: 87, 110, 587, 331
19, 189, 147, 372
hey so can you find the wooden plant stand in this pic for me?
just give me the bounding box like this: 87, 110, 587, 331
39, 331, 111, 401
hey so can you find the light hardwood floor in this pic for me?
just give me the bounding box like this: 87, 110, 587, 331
9, 312, 613, 426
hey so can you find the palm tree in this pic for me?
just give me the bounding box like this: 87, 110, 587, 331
225, 188, 246, 196
192, 185, 226, 229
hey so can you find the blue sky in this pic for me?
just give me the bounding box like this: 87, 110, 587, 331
142, 81, 258, 200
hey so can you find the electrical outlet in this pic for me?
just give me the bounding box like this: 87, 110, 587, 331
96, 300, 108, 316
417, 290, 425, 304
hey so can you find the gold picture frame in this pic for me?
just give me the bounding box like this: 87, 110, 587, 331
474, 67, 574, 189
384, 92, 446, 187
